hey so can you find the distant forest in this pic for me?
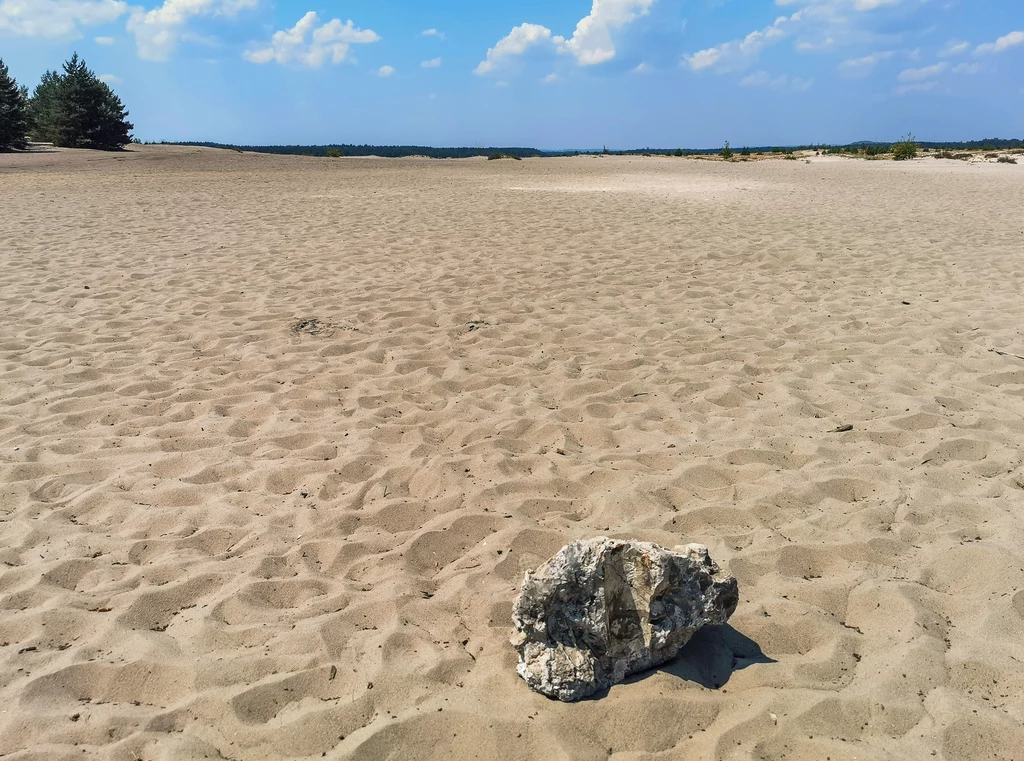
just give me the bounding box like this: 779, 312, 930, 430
157, 137, 1022, 159
165, 142, 545, 159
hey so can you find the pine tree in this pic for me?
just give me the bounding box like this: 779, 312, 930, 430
29, 54, 134, 150
0, 58, 30, 151
29, 70, 63, 143
94, 81, 133, 149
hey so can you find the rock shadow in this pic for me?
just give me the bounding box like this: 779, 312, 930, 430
656, 624, 774, 690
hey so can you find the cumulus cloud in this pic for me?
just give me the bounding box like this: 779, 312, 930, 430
938, 39, 969, 57
420, 57, 442, 68
94, 34, 115, 44
838, 49, 894, 74
974, 30, 1024, 55
0, 0, 127, 38
740, 70, 813, 90
542, 72, 559, 83
684, 13, 798, 73
98, 72, 122, 83
422, 28, 444, 38
377, 64, 394, 76
474, 0, 655, 75
244, 11, 380, 68
563, 0, 655, 65
474, 22, 564, 74
897, 61, 946, 82
128, 0, 257, 61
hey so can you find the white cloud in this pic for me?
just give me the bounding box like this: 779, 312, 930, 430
938, 39, 969, 57
838, 49, 894, 74
895, 80, 936, 95
377, 64, 394, 77
684, 13, 799, 73
0, 0, 127, 38
244, 11, 380, 68
740, 70, 813, 90
563, 0, 655, 65
128, 0, 257, 61
632, 62, 650, 73
94, 35, 115, 44
542, 72, 559, 83
474, 22, 564, 74
422, 28, 444, 39
974, 30, 1024, 55
98, 72, 122, 83
952, 62, 980, 75
898, 61, 946, 82
851, 0, 901, 9
420, 57, 441, 68
474, 0, 655, 75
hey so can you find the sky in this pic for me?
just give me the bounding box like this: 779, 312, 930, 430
1, 0, 1021, 148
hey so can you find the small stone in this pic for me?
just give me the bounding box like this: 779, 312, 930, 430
512, 537, 739, 702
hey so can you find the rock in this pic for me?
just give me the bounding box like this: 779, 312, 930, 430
511, 537, 739, 702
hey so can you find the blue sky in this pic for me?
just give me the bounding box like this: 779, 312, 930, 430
1, 0, 1021, 148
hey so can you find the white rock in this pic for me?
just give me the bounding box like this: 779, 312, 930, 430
512, 537, 739, 702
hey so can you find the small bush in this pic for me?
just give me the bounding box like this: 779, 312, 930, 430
325, 148, 342, 158
998, 156, 1018, 164
985, 153, 999, 159
891, 132, 918, 161
487, 153, 521, 161
674, 148, 683, 157
720, 141, 733, 160
740, 146, 750, 156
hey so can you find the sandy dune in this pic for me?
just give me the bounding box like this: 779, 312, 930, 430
1, 146, 1024, 760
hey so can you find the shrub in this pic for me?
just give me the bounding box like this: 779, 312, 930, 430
674, 148, 683, 157
740, 146, 750, 156
487, 153, 522, 161
325, 148, 342, 158
998, 156, 1018, 164
720, 141, 733, 160
891, 132, 918, 161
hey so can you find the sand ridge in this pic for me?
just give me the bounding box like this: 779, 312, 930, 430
1, 147, 1024, 760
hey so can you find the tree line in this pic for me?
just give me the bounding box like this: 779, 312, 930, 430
165, 142, 545, 159
0, 53, 133, 152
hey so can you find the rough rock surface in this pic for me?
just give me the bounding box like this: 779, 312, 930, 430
512, 537, 739, 702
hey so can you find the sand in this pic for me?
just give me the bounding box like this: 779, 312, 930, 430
1, 146, 1024, 761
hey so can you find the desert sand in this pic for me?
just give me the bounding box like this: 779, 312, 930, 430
1, 146, 1024, 761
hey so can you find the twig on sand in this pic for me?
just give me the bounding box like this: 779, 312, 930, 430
990, 347, 1024, 361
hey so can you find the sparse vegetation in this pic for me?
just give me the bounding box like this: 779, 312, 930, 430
487, 153, 522, 161
997, 156, 1018, 164
891, 132, 918, 161
674, 148, 683, 157
720, 141, 733, 160
325, 148, 342, 158
740, 146, 750, 156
